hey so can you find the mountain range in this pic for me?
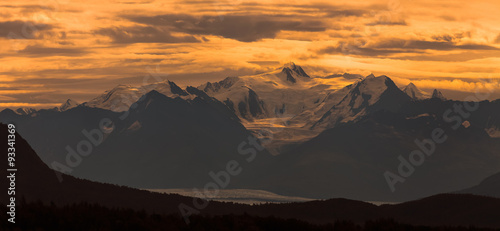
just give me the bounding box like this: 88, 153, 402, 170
1, 87, 273, 189
1, 63, 499, 202
3, 123, 500, 229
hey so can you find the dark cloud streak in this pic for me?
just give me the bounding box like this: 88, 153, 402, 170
316, 38, 499, 57
0, 20, 53, 39
95, 26, 200, 44
374, 39, 499, 51
18, 45, 88, 57
125, 14, 327, 42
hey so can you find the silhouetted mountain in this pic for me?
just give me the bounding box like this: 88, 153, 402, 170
2, 124, 500, 229
251, 99, 500, 201
83, 81, 194, 112
0, 90, 273, 189
2, 65, 500, 203
0, 123, 195, 214
431, 89, 446, 100
14, 107, 36, 115
458, 171, 500, 198
59, 99, 79, 111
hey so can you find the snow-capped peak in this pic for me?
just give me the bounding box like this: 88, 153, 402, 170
355, 75, 395, 104
83, 80, 195, 112
200, 77, 240, 93
407, 82, 417, 88
282, 62, 297, 69
366, 73, 376, 79
59, 99, 79, 111
403, 82, 430, 100
14, 107, 36, 115
280, 62, 310, 79
310, 75, 411, 129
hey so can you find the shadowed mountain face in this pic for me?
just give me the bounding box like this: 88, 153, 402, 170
458, 171, 500, 198
0, 90, 273, 189
1, 65, 499, 202
82, 81, 194, 112
3, 124, 500, 229
310, 75, 412, 129
431, 89, 446, 100
0, 123, 195, 214
403, 82, 430, 100
249, 99, 500, 201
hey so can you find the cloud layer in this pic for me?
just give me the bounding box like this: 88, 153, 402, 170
1, 0, 500, 108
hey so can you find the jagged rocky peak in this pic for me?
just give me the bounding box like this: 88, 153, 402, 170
202, 76, 239, 93
278, 62, 310, 84
166, 80, 189, 96
83, 79, 196, 112
403, 82, 429, 100
310, 74, 410, 130
406, 82, 417, 89
281, 62, 310, 79
431, 89, 446, 100
354, 75, 402, 99
15, 107, 36, 115
59, 99, 79, 111
110, 84, 134, 92
403, 82, 418, 94
144, 80, 188, 96
365, 73, 376, 79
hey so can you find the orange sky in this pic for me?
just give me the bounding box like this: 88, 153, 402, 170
1, 0, 500, 108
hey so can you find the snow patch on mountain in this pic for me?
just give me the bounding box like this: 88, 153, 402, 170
309, 74, 411, 129
402, 83, 430, 100
84, 81, 195, 112
59, 99, 79, 111
14, 107, 36, 115
198, 62, 326, 121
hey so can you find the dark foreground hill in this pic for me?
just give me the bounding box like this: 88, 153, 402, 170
3, 201, 500, 231
2, 123, 500, 229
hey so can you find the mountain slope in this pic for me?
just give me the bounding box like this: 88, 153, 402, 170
83, 81, 194, 112
458, 171, 500, 198
198, 62, 327, 121
402, 82, 430, 100
431, 89, 446, 100
59, 99, 79, 111
0, 123, 196, 214
0, 88, 272, 189
309, 75, 412, 129
3, 124, 500, 229
250, 99, 500, 201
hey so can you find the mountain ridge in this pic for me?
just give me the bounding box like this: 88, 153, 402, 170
403, 82, 430, 100
3, 123, 500, 228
